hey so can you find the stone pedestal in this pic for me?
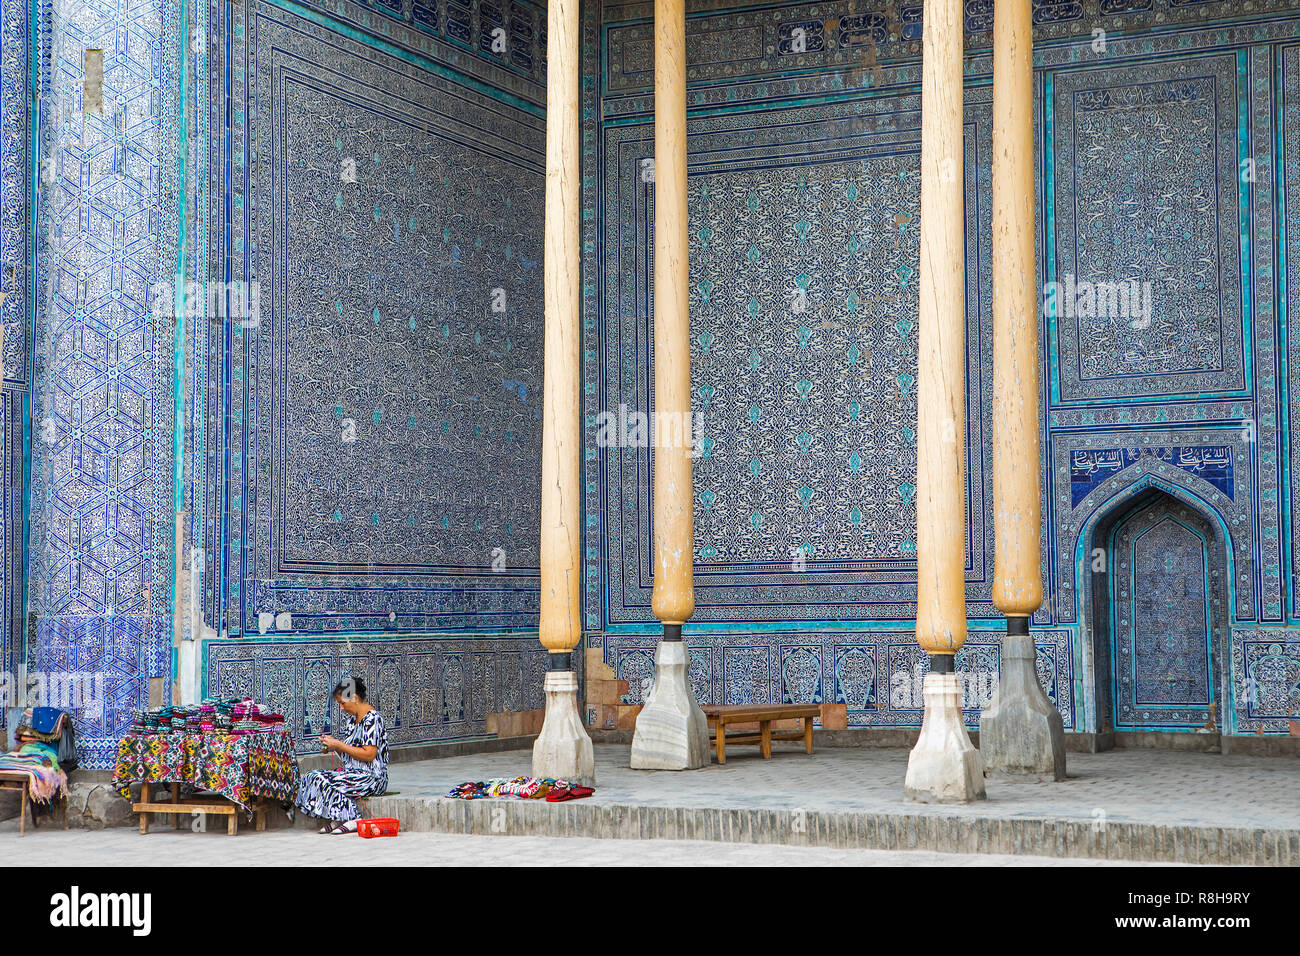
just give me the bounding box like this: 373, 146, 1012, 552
629, 640, 708, 770
905, 673, 986, 803
980, 633, 1066, 781
532, 670, 595, 787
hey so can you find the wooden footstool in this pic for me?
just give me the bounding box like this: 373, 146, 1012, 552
703, 704, 821, 764
0, 770, 70, 836
132, 781, 269, 836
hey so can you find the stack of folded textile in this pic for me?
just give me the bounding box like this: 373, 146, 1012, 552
253, 710, 286, 733
230, 698, 258, 735
17, 707, 67, 745
127, 697, 286, 736
0, 740, 67, 802
14, 706, 79, 774
203, 697, 237, 733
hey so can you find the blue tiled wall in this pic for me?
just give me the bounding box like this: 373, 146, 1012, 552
10, 0, 1300, 768
581, 0, 1300, 734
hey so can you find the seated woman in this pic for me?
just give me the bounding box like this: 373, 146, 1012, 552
295, 677, 389, 834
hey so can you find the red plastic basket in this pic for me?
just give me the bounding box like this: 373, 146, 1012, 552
357, 817, 400, 838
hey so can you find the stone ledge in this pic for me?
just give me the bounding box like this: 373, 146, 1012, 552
360, 794, 1299, 866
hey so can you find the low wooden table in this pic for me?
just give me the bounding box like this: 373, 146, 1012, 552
0, 770, 69, 836
703, 704, 821, 764
132, 781, 270, 836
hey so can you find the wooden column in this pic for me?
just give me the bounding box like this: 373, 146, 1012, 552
981, 0, 1066, 780
538, 0, 583, 660
905, 0, 985, 803
533, 0, 594, 786
990, 0, 1042, 620
630, 0, 708, 770
914, 0, 967, 661
649, 0, 694, 633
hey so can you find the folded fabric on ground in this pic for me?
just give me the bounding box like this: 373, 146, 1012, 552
0, 746, 69, 802
445, 776, 580, 800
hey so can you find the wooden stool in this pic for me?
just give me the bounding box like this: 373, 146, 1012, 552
131, 782, 269, 835
0, 770, 70, 836
702, 704, 821, 764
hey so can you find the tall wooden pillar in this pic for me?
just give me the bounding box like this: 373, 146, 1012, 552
630, 0, 709, 771
904, 0, 986, 803
532, 0, 594, 786
979, 0, 1066, 780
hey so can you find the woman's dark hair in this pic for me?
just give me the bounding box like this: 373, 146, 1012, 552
332, 676, 367, 702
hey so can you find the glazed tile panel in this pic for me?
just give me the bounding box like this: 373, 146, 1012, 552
600, 93, 992, 625
582, 0, 1300, 732
605, 629, 1075, 731
205, 633, 556, 754
1110, 501, 1227, 731
208, 0, 546, 637
25, 0, 181, 766
0, 0, 28, 391
1050, 60, 1246, 402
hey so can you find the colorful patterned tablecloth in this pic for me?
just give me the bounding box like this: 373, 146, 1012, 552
112, 732, 299, 813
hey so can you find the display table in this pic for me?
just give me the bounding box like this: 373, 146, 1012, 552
113, 731, 299, 835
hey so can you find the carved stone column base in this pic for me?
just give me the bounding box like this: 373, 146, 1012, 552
630, 640, 708, 770
905, 673, 987, 803
532, 670, 596, 787
980, 631, 1067, 781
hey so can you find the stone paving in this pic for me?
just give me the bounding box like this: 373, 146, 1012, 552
356, 743, 1300, 864
386, 743, 1299, 830
4, 743, 1293, 865
0, 821, 1172, 866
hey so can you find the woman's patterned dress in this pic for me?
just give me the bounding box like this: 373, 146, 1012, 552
295, 709, 389, 822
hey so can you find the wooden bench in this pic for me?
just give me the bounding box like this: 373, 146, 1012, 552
0, 770, 69, 836
133, 781, 270, 836
703, 704, 821, 764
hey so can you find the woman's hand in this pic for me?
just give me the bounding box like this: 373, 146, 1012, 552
319, 734, 341, 753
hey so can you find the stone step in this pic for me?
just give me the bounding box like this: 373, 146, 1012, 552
356, 793, 1298, 866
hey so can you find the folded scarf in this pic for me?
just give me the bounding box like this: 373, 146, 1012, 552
17, 740, 59, 772
0, 752, 68, 802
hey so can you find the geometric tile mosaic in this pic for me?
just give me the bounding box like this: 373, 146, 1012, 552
25, 0, 181, 766
205, 633, 558, 755
12, 0, 1300, 772
202, 0, 545, 639
581, 0, 1300, 734
603, 629, 1076, 731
